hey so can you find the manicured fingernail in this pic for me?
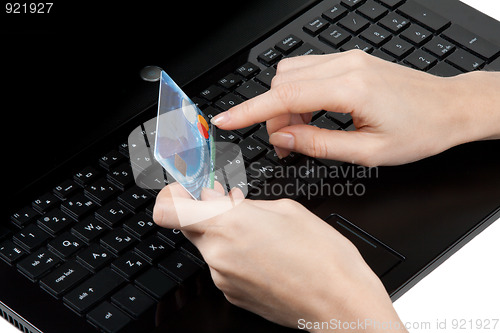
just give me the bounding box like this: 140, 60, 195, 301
211, 113, 228, 126
269, 132, 295, 150
274, 146, 286, 159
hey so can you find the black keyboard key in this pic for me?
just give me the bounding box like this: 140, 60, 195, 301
236, 124, 261, 138
117, 186, 153, 212
107, 163, 135, 190
397, 1, 450, 32
377, 0, 404, 9
99, 150, 126, 171
179, 242, 206, 266
293, 158, 324, 185
319, 26, 351, 48
255, 66, 276, 88
158, 251, 200, 283
11, 206, 39, 228
218, 73, 243, 90
340, 37, 374, 53
216, 148, 246, 176
156, 228, 187, 248
214, 129, 241, 144
87, 301, 132, 333
37, 208, 73, 236
74, 166, 101, 186
381, 37, 414, 59
202, 106, 221, 122
322, 5, 348, 23
111, 284, 155, 319
63, 267, 125, 314
338, 13, 369, 34
325, 112, 354, 127
77, 244, 114, 272
96, 200, 131, 227
423, 36, 456, 59
236, 62, 260, 78
235, 80, 268, 100
288, 43, 325, 57
371, 49, 396, 62
265, 150, 300, 165
71, 216, 108, 244
428, 62, 463, 77
239, 137, 267, 162
257, 47, 282, 66
53, 179, 80, 200
247, 158, 276, 182
0, 240, 25, 264
446, 48, 485, 72
48, 232, 83, 259
32, 192, 60, 213
340, 0, 365, 10
123, 213, 157, 240
400, 24, 432, 46
275, 34, 303, 54
100, 229, 136, 255
17, 247, 60, 281
303, 16, 329, 36
13, 224, 51, 252
311, 116, 342, 130
199, 84, 225, 102
442, 24, 500, 60
215, 92, 245, 111
111, 251, 149, 280
404, 49, 437, 71
251, 126, 271, 147
39, 261, 91, 298
357, 0, 388, 21
192, 96, 208, 109
378, 12, 409, 34
135, 268, 177, 300
61, 193, 97, 221
134, 236, 173, 264
360, 24, 391, 47
343, 123, 357, 132
484, 56, 500, 71
84, 178, 118, 205
118, 142, 129, 157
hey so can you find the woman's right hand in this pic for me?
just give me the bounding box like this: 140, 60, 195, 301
211, 50, 500, 166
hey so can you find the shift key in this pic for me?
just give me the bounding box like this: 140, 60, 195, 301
63, 267, 125, 314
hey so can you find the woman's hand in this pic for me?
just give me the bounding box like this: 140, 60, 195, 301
211, 50, 500, 166
153, 182, 406, 332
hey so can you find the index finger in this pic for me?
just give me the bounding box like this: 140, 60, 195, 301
210, 78, 352, 131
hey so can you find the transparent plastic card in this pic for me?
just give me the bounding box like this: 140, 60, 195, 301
154, 71, 215, 200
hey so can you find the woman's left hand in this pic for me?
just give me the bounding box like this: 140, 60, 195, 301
153, 182, 405, 332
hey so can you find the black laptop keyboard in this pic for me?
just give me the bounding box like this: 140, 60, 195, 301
2, 0, 499, 332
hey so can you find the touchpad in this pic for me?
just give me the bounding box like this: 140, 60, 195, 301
325, 214, 405, 277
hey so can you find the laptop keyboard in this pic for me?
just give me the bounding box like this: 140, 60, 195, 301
2, 0, 499, 332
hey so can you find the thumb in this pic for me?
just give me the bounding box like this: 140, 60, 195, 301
269, 124, 378, 166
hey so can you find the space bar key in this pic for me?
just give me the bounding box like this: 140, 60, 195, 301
63, 267, 125, 314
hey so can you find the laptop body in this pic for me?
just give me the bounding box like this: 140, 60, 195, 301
1, 0, 499, 332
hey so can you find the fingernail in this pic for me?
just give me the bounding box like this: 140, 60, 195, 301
211, 113, 228, 126
269, 132, 295, 150
274, 146, 286, 159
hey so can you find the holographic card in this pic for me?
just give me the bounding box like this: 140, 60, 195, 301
154, 71, 215, 200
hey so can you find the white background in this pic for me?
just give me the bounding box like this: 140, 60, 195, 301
1, 1, 499, 332
393, 2, 500, 332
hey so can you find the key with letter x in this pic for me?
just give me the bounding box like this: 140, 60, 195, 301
134, 236, 173, 264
